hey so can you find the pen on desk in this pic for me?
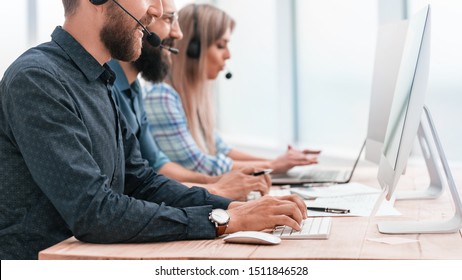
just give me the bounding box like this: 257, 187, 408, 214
252, 169, 273, 176
307, 206, 350, 214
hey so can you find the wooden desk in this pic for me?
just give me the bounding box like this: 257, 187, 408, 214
39, 163, 462, 260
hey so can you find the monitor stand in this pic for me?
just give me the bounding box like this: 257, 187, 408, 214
378, 106, 462, 234
395, 111, 444, 200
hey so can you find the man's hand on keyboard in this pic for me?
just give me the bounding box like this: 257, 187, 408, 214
226, 195, 308, 234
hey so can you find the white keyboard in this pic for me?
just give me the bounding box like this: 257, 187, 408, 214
271, 217, 332, 240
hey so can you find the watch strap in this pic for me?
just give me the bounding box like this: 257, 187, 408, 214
215, 223, 228, 237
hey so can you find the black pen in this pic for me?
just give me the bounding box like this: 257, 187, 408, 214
307, 206, 350, 214
252, 169, 273, 176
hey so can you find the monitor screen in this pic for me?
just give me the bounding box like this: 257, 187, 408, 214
377, 5, 431, 200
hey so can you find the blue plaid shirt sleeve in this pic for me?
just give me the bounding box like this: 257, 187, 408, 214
143, 83, 233, 176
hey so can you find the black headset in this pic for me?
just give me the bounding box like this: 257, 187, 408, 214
186, 4, 201, 59
90, 0, 107, 5
89, 0, 108, 5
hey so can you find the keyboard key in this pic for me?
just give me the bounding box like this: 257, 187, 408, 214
272, 217, 332, 239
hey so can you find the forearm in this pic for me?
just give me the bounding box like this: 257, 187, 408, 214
231, 160, 272, 171
227, 149, 270, 162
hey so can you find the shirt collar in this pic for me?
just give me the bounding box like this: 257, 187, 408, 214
51, 26, 106, 82
107, 60, 130, 92
107, 59, 141, 98
101, 64, 116, 86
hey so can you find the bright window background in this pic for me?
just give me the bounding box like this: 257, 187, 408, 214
0, 0, 28, 77
406, 0, 462, 162
215, 0, 384, 159
1, 0, 461, 163
0, 0, 63, 77
215, 0, 290, 152
214, 0, 462, 163
36, 0, 65, 43
295, 0, 378, 157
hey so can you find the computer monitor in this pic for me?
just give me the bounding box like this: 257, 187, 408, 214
376, 5, 462, 234
367, 9, 444, 200
377, 5, 431, 200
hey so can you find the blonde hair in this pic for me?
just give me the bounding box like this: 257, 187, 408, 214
170, 4, 235, 155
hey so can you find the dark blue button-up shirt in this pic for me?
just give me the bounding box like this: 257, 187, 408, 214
0, 26, 231, 259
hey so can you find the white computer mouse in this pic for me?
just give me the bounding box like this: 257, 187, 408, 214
223, 231, 281, 245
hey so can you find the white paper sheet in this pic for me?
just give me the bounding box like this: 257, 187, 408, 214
290, 183, 401, 217
307, 192, 401, 217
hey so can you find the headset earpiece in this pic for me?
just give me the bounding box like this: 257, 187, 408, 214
89, 0, 108, 5
186, 36, 201, 59
186, 4, 201, 59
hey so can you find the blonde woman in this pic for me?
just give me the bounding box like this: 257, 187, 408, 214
144, 3, 319, 176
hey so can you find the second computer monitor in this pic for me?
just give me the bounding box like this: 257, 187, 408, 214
365, 19, 409, 164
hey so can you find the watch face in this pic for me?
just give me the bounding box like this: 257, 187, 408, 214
211, 209, 229, 225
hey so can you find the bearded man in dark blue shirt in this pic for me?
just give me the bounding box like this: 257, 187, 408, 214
0, 0, 306, 260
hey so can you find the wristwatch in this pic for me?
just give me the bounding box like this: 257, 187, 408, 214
209, 209, 230, 237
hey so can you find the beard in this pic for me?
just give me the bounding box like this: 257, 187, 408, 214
100, 2, 143, 62
133, 37, 171, 83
